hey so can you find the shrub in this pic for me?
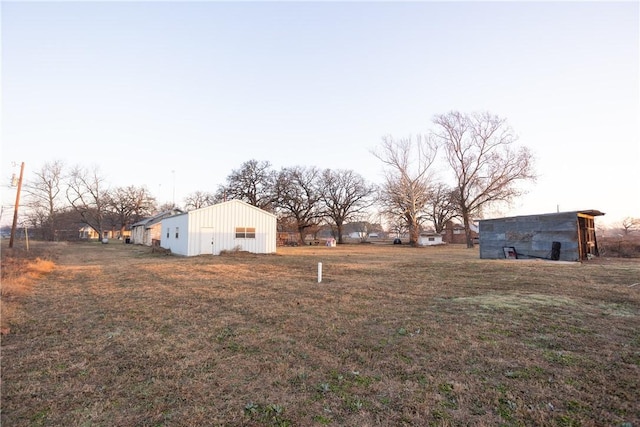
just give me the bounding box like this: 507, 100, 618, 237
599, 236, 640, 258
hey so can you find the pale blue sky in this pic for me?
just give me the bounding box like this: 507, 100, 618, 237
2, 1, 638, 227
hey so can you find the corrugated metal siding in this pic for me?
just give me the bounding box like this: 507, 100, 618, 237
132, 223, 161, 246
479, 212, 580, 261
184, 200, 276, 256
160, 214, 190, 255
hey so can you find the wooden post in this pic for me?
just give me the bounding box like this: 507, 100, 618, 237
9, 162, 25, 249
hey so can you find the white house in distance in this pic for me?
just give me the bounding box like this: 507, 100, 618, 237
160, 199, 277, 256
130, 208, 184, 246
418, 232, 444, 246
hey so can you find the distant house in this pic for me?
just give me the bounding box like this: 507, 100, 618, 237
130, 208, 183, 246
277, 232, 299, 246
78, 226, 128, 240
79, 226, 103, 240
418, 233, 444, 246
442, 221, 479, 244
479, 210, 604, 261
160, 199, 277, 256
347, 231, 367, 239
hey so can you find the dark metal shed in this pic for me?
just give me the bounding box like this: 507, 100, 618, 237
479, 210, 605, 262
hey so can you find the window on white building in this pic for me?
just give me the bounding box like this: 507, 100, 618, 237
235, 227, 256, 239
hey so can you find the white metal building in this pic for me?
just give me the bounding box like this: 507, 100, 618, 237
418, 233, 444, 246
160, 199, 277, 256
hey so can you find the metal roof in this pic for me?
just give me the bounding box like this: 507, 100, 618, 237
479, 209, 605, 222
577, 209, 605, 217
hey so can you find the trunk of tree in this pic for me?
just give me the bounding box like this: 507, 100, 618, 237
336, 221, 344, 244
48, 200, 56, 241
408, 217, 419, 246
88, 224, 102, 241
462, 208, 474, 248
297, 226, 307, 245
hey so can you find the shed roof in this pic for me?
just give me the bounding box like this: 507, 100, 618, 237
183, 199, 277, 218
576, 209, 605, 217
479, 209, 605, 222
131, 209, 184, 228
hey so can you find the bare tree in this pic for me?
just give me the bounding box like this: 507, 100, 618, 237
274, 166, 323, 245
425, 182, 459, 233
621, 217, 640, 235
215, 160, 276, 210
184, 191, 216, 210
66, 166, 110, 239
431, 111, 536, 248
372, 135, 437, 246
319, 169, 376, 244
107, 186, 157, 236
388, 216, 409, 240
49, 207, 86, 241
23, 160, 66, 240
348, 215, 378, 242
157, 202, 177, 212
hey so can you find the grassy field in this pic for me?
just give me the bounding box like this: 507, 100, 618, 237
1, 241, 639, 426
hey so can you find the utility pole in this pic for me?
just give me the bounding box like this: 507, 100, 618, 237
9, 162, 25, 248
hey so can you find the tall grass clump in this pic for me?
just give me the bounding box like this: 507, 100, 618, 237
1, 246, 56, 333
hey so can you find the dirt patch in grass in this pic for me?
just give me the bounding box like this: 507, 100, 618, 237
449, 293, 580, 310
1, 242, 639, 426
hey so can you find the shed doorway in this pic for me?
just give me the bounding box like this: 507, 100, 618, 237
577, 214, 599, 260
199, 227, 215, 255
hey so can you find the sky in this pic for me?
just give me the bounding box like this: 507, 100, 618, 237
1, 0, 639, 228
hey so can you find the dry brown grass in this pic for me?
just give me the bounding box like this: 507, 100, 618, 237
1, 244, 57, 334
1, 241, 639, 426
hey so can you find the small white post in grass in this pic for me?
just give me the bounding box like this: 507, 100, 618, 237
318, 262, 323, 283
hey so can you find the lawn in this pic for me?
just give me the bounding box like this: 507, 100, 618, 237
1, 241, 639, 426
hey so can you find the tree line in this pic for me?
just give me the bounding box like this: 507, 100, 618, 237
17, 111, 536, 247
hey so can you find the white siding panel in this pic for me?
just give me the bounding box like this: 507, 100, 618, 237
419, 235, 443, 246
194, 200, 276, 256
131, 226, 145, 245
160, 214, 190, 256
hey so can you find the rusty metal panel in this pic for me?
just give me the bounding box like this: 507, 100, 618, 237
479, 212, 582, 261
